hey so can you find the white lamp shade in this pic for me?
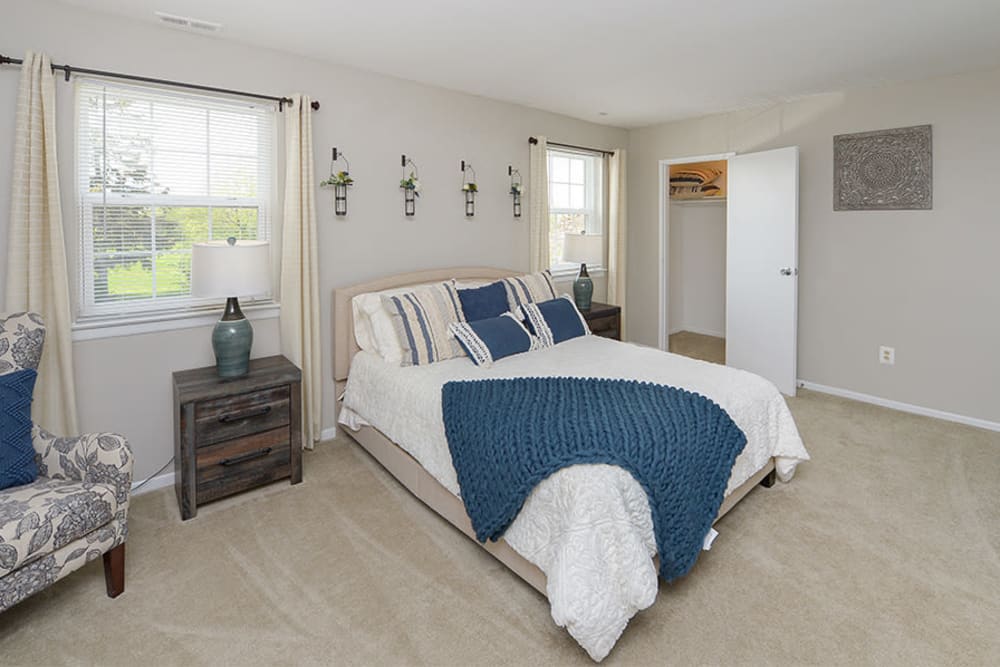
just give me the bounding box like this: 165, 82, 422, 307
562, 233, 603, 266
191, 240, 271, 298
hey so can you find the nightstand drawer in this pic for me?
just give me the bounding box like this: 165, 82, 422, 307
194, 386, 290, 447
196, 428, 291, 504
587, 314, 618, 334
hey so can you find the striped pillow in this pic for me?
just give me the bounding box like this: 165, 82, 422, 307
382, 282, 466, 366
502, 271, 557, 312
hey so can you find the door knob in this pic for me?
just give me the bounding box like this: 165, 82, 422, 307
779, 267, 797, 276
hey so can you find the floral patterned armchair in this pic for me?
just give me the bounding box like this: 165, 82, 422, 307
0, 312, 132, 612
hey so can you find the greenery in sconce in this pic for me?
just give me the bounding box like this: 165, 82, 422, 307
462, 182, 478, 193
400, 172, 422, 196
510, 182, 523, 196
321, 171, 354, 187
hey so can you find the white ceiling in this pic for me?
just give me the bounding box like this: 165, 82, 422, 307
58, 0, 1000, 128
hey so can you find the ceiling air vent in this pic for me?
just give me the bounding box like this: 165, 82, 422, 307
154, 11, 222, 34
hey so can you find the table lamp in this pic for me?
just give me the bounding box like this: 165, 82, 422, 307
191, 238, 271, 378
562, 232, 603, 311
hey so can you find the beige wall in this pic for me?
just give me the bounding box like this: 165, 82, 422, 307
668, 201, 726, 337
0, 1, 626, 480
628, 68, 1000, 423
4, 2, 997, 484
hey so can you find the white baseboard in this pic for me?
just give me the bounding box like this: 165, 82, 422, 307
797, 380, 1000, 433
131, 470, 175, 496
320, 426, 339, 442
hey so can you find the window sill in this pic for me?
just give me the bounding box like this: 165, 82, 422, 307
550, 266, 607, 281
72, 302, 281, 342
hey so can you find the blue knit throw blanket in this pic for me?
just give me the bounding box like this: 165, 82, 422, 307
442, 377, 747, 582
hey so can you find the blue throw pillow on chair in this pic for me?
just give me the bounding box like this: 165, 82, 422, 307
449, 314, 538, 367
457, 281, 510, 322
521, 295, 591, 347
0, 368, 39, 490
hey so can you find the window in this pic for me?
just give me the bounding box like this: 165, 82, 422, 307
548, 149, 605, 274
76, 79, 276, 322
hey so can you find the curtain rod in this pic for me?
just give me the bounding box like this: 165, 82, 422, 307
529, 136, 614, 156
0, 53, 319, 112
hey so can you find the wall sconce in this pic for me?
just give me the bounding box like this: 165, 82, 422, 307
461, 160, 477, 217
320, 148, 353, 216
400, 154, 420, 217
509, 166, 522, 218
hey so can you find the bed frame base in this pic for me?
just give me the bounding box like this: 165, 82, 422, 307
343, 422, 776, 598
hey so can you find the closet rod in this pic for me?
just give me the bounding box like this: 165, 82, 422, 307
529, 136, 614, 156
0, 53, 320, 111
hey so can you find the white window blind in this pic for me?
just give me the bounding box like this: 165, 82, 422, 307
76, 78, 276, 321
547, 149, 605, 273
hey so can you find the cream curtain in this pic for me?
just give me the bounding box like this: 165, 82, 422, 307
528, 136, 549, 273
279, 94, 321, 449
4, 51, 79, 436
607, 149, 628, 338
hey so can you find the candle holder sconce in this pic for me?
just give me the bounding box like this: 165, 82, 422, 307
400, 154, 421, 217
320, 148, 353, 216
461, 160, 478, 217
509, 166, 522, 218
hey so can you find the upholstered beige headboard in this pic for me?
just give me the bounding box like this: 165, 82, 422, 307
333, 267, 520, 383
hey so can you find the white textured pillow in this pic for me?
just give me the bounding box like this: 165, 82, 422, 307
352, 293, 405, 364
351, 300, 378, 352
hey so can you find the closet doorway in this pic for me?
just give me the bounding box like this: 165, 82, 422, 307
657, 147, 800, 396
665, 157, 729, 365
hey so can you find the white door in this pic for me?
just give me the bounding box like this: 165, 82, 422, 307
726, 146, 799, 395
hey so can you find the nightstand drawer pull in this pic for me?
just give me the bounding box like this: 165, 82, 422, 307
218, 405, 272, 423
219, 447, 273, 467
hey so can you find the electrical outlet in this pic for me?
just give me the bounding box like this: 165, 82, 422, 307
879, 346, 895, 365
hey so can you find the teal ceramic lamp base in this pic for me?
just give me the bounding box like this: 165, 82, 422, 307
573, 263, 594, 311
212, 297, 254, 378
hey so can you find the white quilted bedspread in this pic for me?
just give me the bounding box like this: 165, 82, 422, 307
339, 336, 809, 661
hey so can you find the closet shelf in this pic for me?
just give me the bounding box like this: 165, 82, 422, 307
670, 197, 727, 206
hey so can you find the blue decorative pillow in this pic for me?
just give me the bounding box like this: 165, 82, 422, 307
458, 281, 509, 322
0, 368, 39, 490
521, 295, 591, 347
449, 314, 539, 367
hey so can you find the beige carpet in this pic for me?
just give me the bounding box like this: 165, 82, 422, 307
1, 390, 998, 665
669, 330, 726, 364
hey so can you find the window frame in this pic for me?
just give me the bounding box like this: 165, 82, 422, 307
73, 79, 278, 334
546, 148, 607, 276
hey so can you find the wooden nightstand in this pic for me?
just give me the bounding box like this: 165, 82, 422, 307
581, 302, 622, 340
173, 355, 302, 520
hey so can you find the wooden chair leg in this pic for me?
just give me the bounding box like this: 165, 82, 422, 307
103, 543, 125, 598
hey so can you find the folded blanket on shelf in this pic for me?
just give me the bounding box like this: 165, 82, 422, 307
669, 166, 722, 186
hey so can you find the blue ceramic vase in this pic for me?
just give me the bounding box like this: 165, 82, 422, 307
212, 297, 253, 378
573, 263, 594, 311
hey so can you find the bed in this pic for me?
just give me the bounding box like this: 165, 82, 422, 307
333, 267, 809, 661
